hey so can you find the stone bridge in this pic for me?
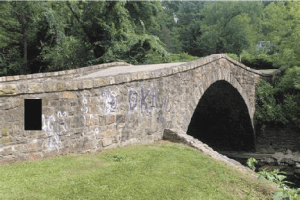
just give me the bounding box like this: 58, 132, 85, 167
0, 54, 273, 163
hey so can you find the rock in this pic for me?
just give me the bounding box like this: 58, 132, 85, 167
265, 146, 276, 154
286, 149, 293, 155
295, 168, 300, 174
293, 151, 300, 156
281, 158, 294, 166
272, 152, 285, 162
261, 157, 276, 165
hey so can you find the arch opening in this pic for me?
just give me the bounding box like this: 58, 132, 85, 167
187, 80, 255, 152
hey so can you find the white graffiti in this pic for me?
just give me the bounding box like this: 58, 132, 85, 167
81, 95, 91, 125
57, 111, 68, 132
94, 128, 99, 136
42, 111, 68, 151
103, 89, 118, 115
80, 94, 98, 126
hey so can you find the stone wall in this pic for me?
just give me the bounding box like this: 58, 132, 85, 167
0, 54, 271, 164
256, 126, 300, 153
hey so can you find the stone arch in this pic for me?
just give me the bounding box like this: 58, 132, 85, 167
182, 67, 254, 132
185, 78, 255, 151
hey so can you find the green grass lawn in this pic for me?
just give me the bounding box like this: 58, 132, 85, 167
0, 141, 276, 200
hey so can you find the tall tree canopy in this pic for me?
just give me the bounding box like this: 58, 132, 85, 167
0, 1, 170, 75
198, 1, 263, 56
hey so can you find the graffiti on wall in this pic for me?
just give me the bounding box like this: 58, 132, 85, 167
128, 86, 161, 115
129, 89, 138, 111
42, 111, 68, 150
103, 89, 118, 115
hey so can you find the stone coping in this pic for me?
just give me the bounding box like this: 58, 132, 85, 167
0, 62, 132, 83
0, 54, 275, 97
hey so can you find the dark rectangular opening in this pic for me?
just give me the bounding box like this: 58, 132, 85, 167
24, 99, 42, 130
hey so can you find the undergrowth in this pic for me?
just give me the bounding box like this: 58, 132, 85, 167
247, 158, 300, 200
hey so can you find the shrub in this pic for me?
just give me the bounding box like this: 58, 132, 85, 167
241, 53, 275, 69
276, 66, 300, 93
225, 53, 239, 61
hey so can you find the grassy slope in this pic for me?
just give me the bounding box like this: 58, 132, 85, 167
0, 141, 276, 200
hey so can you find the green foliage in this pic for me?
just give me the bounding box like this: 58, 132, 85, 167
255, 80, 286, 124
169, 52, 199, 63
0, 1, 43, 75
241, 53, 275, 69
174, 2, 205, 55
225, 53, 239, 62
41, 36, 94, 71
261, 2, 300, 68
98, 32, 170, 65
277, 66, 300, 92
257, 168, 300, 200
246, 158, 257, 171
0, 1, 170, 75
197, 1, 262, 56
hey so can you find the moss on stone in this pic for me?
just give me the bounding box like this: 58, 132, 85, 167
1, 127, 9, 137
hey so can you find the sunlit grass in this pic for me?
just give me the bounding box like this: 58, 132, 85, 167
0, 141, 276, 199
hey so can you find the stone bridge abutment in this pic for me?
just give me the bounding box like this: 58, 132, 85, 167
0, 54, 272, 163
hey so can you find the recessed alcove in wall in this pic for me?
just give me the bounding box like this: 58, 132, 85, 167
187, 80, 255, 151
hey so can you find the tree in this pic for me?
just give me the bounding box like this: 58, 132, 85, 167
261, 1, 300, 68
175, 1, 205, 55
0, 2, 42, 75
197, 1, 263, 56
67, 1, 170, 64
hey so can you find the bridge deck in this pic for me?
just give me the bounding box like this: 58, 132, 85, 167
75, 62, 187, 80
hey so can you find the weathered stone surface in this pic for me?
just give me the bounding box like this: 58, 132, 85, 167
0, 54, 275, 164
62, 91, 76, 99
26, 152, 42, 161
103, 129, 116, 137
102, 138, 112, 147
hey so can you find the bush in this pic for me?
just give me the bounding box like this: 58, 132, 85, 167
169, 52, 199, 62
276, 66, 300, 93
255, 80, 287, 125
255, 79, 300, 129
241, 53, 275, 69
225, 53, 239, 61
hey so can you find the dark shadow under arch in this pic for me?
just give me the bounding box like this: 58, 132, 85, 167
187, 80, 255, 151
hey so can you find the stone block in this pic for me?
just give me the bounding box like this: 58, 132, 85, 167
0, 84, 17, 96
62, 91, 76, 99
43, 82, 56, 92
1, 146, 13, 155
57, 82, 65, 91
0, 136, 12, 144
103, 129, 116, 136
26, 153, 42, 161
26, 140, 42, 152
83, 80, 93, 89
102, 138, 112, 147
28, 83, 43, 93
105, 115, 115, 125
43, 149, 59, 158
93, 78, 108, 87
116, 115, 125, 124
108, 77, 115, 85
65, 81, 77, 90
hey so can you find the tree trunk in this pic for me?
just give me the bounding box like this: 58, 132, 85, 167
22, 12, 28, 73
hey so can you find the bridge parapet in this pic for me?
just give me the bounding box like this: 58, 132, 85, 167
0, 54, 275, 163
0, 54, 273, 97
